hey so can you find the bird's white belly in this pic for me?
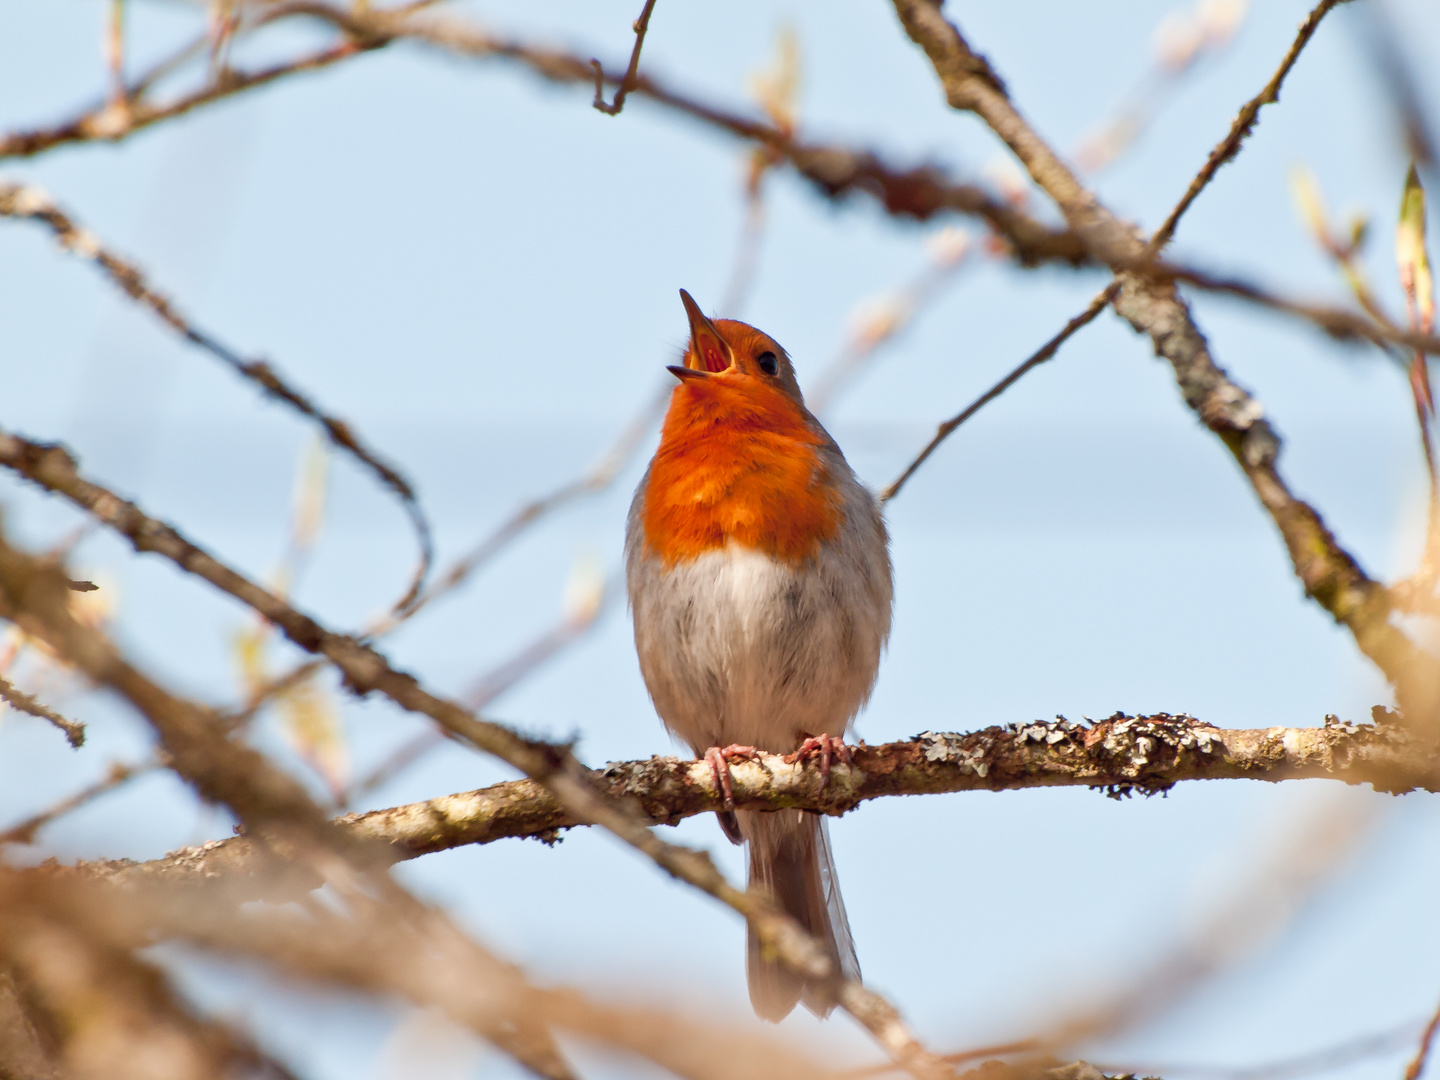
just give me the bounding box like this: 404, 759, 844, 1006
628, 542, 886, 754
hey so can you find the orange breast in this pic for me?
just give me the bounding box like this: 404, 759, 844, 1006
642, 376, 842, 566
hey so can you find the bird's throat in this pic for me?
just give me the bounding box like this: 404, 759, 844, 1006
642, 387, 843, 566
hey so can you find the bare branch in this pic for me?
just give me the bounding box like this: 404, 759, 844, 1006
0, 180, 434, 611
590, 0, 659, 116
0, 759, 156, 846
0, 674, 84, 749
0, 3, 1086, 269
0, 429, 946, 1079
888, 0, 1439, 720
1407, 999, 1440, 1080
881, 283, 1117, 502
1132, 260, 1440, 355
69, 712, 1434, 891
1151, 0, 1353, 251
0, 41, 368, 161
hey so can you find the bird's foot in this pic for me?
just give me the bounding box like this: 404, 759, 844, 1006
784, 733, 852, 788
704, 744, 762, 810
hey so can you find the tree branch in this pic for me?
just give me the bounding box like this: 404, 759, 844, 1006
590, 0, 658, 116
888, 0, 1439, 720
0, 3, 1086, 269
0, 180, 434, 613
0, 428, 947, 1080
66, 712, 1434, 891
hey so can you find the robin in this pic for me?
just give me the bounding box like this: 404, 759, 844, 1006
626, 290, 894, 1020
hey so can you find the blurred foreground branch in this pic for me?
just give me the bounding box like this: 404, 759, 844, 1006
0, 179, 434, 612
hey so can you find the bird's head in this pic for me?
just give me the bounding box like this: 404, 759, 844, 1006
667, 289, 806, 409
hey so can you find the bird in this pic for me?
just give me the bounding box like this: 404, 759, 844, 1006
625, 289, 893, 1021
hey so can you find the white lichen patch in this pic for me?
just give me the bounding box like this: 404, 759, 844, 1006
917, 732, 989, 777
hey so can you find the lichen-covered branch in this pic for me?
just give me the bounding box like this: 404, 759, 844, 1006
70, 712, 1436, 892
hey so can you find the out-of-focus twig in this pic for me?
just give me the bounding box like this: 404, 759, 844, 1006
1395, 164, 1440, 598
1090, 1019, 1422, 1080
0, 36, 369, 158
0, 673, 84, 748
0, 760, 156, 846
1075, 0, 1249, 176
809, 226, 973, 417
590, 0, 657, 116
345, 565, 613, 805
0, 180, 434, 612
1406, 1001, 1440, 1080
1026, 789, 1380, 1054
0, 524, 576, 1080
383, 384, 666, 630
106, 0, 127, 105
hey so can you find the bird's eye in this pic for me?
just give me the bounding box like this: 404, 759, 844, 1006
756, 351, 779, 376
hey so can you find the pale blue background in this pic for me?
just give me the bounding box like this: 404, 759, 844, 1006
1, 1, 1439, 1077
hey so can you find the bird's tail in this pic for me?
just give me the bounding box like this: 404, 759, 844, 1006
740, 808, 859, 1022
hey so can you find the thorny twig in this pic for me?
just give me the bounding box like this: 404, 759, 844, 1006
590, 0, 658, 116
0, 673, 84, 748
0, 180, 434, 613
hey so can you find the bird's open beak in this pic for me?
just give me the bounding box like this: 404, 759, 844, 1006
679, 289, 732, 374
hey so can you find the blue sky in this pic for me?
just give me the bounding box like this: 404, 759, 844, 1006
2, 1, 1440, 1077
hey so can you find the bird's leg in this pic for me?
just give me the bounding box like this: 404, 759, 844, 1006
704, 744, 762, 809
784, 732, 853, 788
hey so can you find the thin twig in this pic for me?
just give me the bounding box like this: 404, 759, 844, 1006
344, 577, 616, 805
0, 3, 1088, 269
0, 674, 84, 748
1151, 0, 1353, 252
890, 0, 1438, 722
1145, 261, 1440, 354
879, 0, 1351, 500
0, 759, 155, 845
0, 180, 434, 612
880, 283, 1117, 502
590, 0, 658, 116
0, 39, 368, 160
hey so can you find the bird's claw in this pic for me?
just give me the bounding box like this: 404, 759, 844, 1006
704, 744, 762, 809
784, 732, 852, 788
